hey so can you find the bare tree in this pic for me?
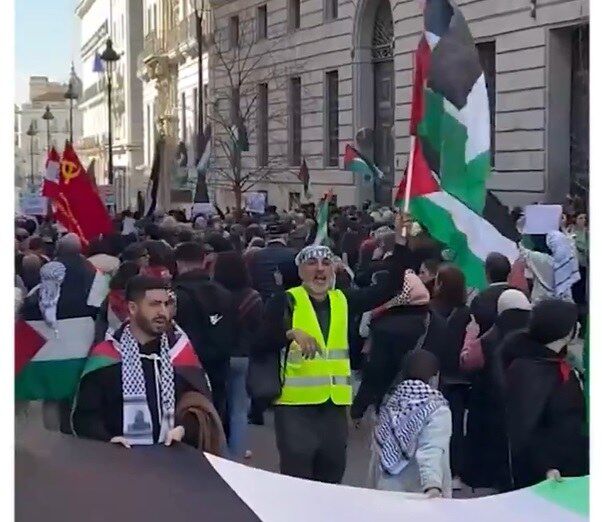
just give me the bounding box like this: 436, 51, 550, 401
207, 9, 309, 210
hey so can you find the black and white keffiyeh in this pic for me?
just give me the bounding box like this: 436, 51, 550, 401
38, 261, 66, 331
119, 324, 176, 446
375, 380, 447, 474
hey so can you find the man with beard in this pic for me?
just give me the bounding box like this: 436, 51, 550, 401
72, 275, 210, 447
253, 213, 412, 483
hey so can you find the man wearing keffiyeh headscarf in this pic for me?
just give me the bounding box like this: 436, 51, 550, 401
253, 213, 415, 484
72, 275, 212, 449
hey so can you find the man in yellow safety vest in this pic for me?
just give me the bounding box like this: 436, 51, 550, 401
254, 213, 413, 483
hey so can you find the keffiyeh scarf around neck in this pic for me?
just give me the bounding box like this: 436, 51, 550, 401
546, 231, 580, 298
119, 324, 175, 446
38, 261, 66, 331
375, 380, 447, 475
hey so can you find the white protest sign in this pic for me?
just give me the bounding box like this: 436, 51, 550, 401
192, 202, 215, 216
245, 192, 266, 214
523, 205, 562, 234
20, 194, 48, 216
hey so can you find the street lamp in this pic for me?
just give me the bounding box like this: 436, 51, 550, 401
26, 120, 38, 190
64, 83, 76, 144
41, 105, 54, 152
100, 38, 121, 185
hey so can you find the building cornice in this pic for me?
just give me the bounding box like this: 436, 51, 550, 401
75, 0, 95, 19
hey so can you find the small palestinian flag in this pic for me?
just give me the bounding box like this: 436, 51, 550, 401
15, 259, 110, 400
313, 190, 333, 246
343, 144, 384, 182
298, 158, 310, 197
395, 0, 518, 289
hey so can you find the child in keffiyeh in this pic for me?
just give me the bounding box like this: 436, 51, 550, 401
368, 349, 452, 498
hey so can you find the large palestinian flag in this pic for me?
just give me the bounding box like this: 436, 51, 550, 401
16, 413, 588, 522
15, 258, 109, 401
395, 0, 518, 289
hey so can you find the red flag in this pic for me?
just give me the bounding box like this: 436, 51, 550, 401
57, 143, 113, 243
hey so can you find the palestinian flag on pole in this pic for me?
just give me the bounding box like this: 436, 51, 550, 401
344, 144, 384, 182
313, 190, 333, 246
395, 0, 518, 290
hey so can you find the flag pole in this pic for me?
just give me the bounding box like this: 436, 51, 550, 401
401, 136, 416, 238
401, 47, 418, 238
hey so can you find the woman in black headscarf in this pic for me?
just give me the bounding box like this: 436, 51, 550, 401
501, 299, 588, 489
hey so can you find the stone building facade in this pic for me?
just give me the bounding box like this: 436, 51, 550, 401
76, 0, 144, 211
209, 0, 589, 210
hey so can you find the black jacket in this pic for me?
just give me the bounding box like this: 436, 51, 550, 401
464, 309, 530, 490
429, 301, 471, 385
247, 242, 297, 302
351, 306, 446, 419
173, 270, 235, 364
72, 327, 209, 444
470, 283, 511, 333
230, 287, 263, 357
502, 332, 588, 488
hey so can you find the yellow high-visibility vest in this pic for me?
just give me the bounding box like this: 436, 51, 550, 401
276, 286, 352, 406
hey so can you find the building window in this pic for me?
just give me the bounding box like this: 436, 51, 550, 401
476, 41, 496, 166
325, 0, 338, 21
230, 87, 240, 126
289, 77, 302, 166
289, 0, 300, 31
257, 83, 269, 167
325, 70, 339, 167
181, 92, 187, 143
570, 25, 589, 193
257, 5, 267, 41
153, 4, 157, 31
193, 87, 198, 136
230, 15, 239, 48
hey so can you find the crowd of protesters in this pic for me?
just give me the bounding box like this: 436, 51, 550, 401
14, 194, 589, 498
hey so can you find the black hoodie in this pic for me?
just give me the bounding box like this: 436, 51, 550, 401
173, 269, 235, 364
501, 331, 588, 488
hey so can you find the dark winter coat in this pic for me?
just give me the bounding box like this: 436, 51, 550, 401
503, 332, 588, 489
173, 270, 235, 365
469, 283, 511, 333
229, 287, 263, 358
464, 309, 530, 490
72, 325, 210, 445
429, 301, 471, 386
247, 242, 297, 302
351, 306, 446, 419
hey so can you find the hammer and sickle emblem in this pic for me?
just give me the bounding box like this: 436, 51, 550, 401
61, 160, 80, 184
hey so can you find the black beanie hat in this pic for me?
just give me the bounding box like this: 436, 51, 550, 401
528, 299, 578, 344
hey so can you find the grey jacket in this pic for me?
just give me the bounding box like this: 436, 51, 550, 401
368, 405, 452, 497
